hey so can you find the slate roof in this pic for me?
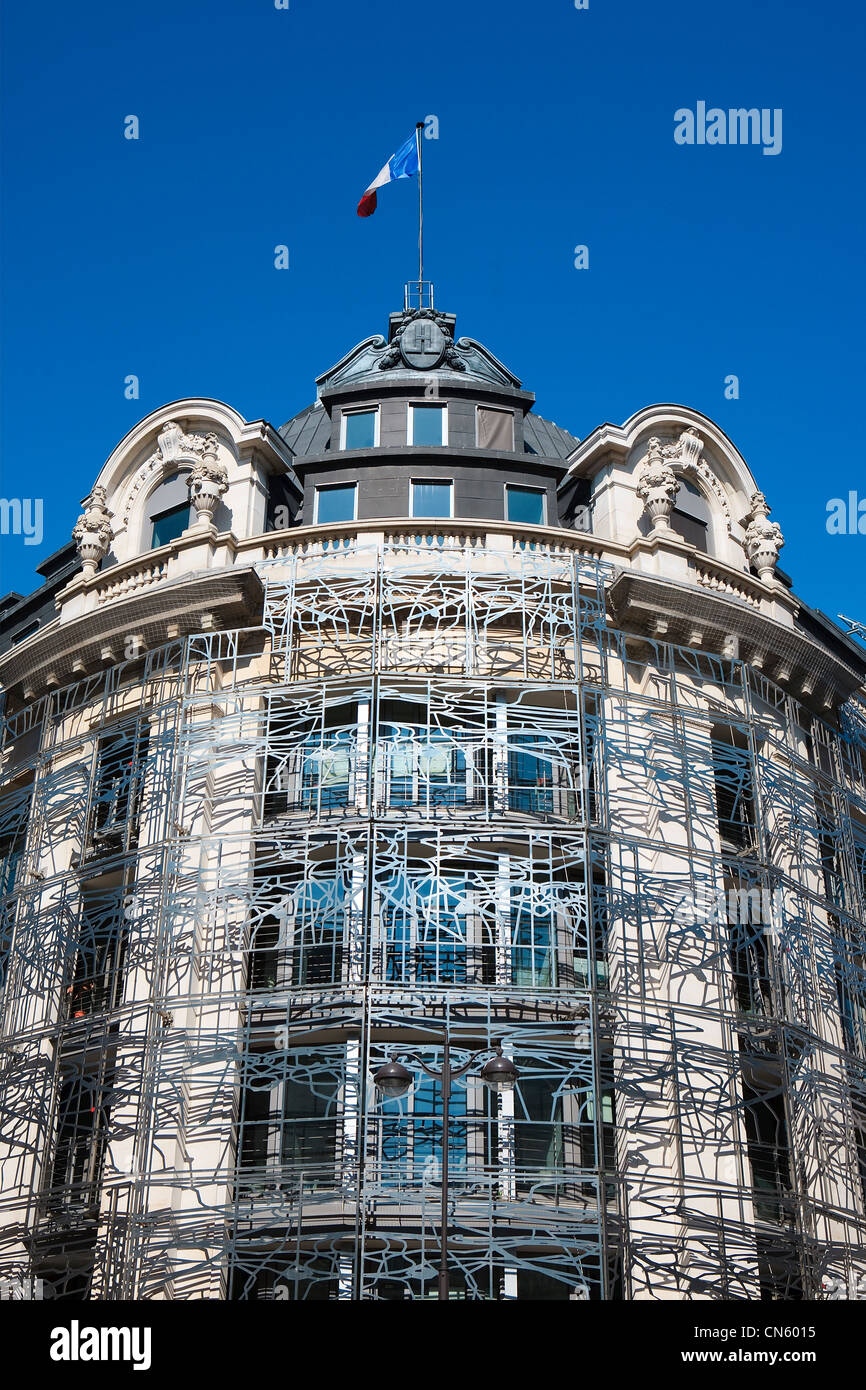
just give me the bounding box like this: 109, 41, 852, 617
279, 402, 331, 456
523, 414, 580, 460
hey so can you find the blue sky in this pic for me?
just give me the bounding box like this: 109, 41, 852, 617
1, 0, 864, 624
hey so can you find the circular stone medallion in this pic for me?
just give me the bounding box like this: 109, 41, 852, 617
400, 317, 447, 370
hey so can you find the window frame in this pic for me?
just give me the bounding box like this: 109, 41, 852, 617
505, 483, 547, 527
314, 481, 358, 525
475, 404, 515, 451
410, 478, 454, 520
340, 407, 379, 451
407, 402, 448, 447
150, 500, 191, 550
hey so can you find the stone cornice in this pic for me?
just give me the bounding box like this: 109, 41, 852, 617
288, 444, 568, 471
3, 515, 859, 713
608, 570, 866, 712
0, 568, 263, 703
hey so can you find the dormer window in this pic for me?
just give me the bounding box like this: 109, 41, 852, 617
411, 479, 453, 519
670, 478, 711, 553
315, 483, 357, 525
477, 406, 514, 451
409, 404, 447, 446
506, 484, 545, 526
151, 501, 190, 549
342, 409, 378, 450
145, 470, 192, 551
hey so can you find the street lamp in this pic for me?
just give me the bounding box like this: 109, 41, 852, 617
373, 1039, 518, 1301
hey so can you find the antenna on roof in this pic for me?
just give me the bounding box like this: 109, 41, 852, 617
404, 279, 435, 312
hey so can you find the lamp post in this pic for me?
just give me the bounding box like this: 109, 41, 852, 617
373, 1040, 518, 1301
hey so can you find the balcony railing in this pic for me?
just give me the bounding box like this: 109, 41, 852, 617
262, 735, 590, 824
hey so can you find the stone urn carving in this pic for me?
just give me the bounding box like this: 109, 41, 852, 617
72, 485, 114, 578
636, 438, 679, 534
187, 436, 228, 526
744, 491, 784, 582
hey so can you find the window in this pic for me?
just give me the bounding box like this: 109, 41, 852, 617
280, 1054, 340, 1178
290, 878, 346, 986
381, 1070, 468, 1181
315, 482, 357, 524
512, 908, 554, 987
670, 478, 710, 552
238, 1049, 342, 1192
409, 404, 446, 446
711, 726, 756, 851
87, 722, 149, 859
66, 886, 128, 1018
151, 502, 189, 549
476, 406, 514, 451
506, 484, 545, 526
670, 508, 708, 550
514, 1072, 565, 1184
342, 409, 377, 450
0, 783, 31, 992
47, 1065, 112, 1212
411, 479, 453, 518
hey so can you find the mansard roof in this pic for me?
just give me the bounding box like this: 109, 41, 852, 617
277, 399, 580, 461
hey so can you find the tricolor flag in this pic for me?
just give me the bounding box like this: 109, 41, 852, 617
357, 130, 420, 218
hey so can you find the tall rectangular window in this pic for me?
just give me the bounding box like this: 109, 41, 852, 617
342, 409, 377, 450
409, 404, 446, 446
151, 502, 189, 549
506, 484, 545, 525
476, 406, 514, 451
411, 479, 452, 518
88, 722, 149, 859
315, 483, 357, 524
711, 727, 756, 851
0, 783, 31, 992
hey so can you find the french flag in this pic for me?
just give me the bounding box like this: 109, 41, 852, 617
357, 130, 420, 218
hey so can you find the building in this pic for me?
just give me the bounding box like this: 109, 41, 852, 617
1, 287, 865, 1301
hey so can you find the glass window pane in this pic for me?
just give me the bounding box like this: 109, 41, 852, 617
670, 509, 708, 550
411, 405, 444, 446
411, 481, 452, 517
506, 486, 545, 526
344, 411, 376, 449
151, 503, 189, 549
316, 484, 356, 524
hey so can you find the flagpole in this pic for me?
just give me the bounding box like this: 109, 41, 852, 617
416, 122, 424, 298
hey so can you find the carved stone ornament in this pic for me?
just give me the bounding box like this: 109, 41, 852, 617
636, 437, 680, 533
72, 485, 114, 578
156, 421, 220, 466
187, 438, 229, 525
676, 427, 704, 470
121, 423, 227, 525
744, 491, 784, 582
378, 309, 466, 373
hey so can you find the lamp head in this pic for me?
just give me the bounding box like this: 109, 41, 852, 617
373, 1060, 413, 1099
480, 1047, 518, 1092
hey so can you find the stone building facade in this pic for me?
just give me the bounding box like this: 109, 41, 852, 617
0, 293, 864, 1300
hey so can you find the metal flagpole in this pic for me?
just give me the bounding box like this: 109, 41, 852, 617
416, 122, 424, 298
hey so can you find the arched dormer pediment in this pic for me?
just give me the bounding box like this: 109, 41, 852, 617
76, 399, 298, 569
563, 404, 780, 573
